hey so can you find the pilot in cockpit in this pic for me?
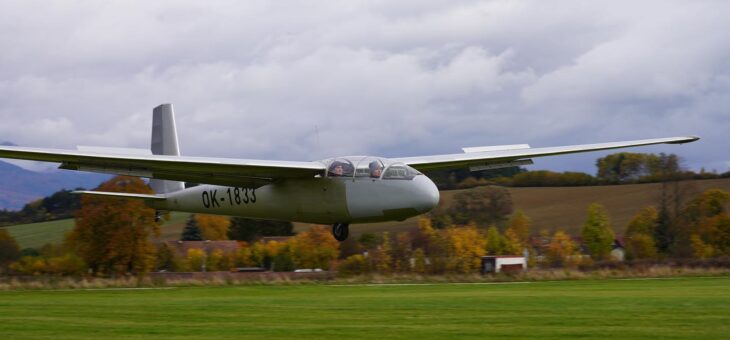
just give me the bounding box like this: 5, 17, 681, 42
331, 164, 344, 176
369, 161, 383, 178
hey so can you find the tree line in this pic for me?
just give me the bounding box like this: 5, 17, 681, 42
439, 152, 730, 189
1, 163, 729, 277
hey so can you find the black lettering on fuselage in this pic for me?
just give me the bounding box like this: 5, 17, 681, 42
210, 190, 220, 208
202, 191, 210, 208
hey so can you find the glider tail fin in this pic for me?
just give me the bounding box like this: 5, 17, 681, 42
149, 104, 185, 194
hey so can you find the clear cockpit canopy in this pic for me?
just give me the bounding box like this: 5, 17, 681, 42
322, 156, 421, 180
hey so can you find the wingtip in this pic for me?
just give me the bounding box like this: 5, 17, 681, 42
666, 136, 700, 144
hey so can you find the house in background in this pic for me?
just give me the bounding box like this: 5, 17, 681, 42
481, 255, 526, 274
611, 237, 626, 262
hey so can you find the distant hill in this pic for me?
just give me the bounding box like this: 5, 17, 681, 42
0, 160, 109, 210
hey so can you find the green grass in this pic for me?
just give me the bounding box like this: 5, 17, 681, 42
0, 219, 75, 249
0, 276, 729, 339
1, 212, 191, 249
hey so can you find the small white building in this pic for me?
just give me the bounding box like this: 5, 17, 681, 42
481, 255, 526, 274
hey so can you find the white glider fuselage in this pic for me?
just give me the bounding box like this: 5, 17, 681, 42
155, 158, 440, 224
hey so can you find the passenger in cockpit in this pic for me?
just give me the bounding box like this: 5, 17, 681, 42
331, 164, 344, 176
369, 161, 383, 178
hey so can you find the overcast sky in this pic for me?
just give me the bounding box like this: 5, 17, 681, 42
0, 0, 727, 174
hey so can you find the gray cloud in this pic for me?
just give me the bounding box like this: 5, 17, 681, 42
0, 0, 727, 174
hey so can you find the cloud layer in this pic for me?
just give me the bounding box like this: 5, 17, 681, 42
0, 0, 727, 173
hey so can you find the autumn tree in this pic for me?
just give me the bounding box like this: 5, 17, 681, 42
227, 217, 294, 242
444, 225, 486, 273
682, 189, 730, 257
653, 153, 691, 255
287, 226, 339, 270
374, 232, 393, 273
185, 248, 206, 271
181, 216, 203, 241
581, 204, 615, 261
392, 232, 413, 272
357, 233, 380, 251
596, 152, 648, 183
546, 230, 577, 267
624, 207, 658, 260
505, 210, 531, 252
502, 228, 524, 255
485, 226, 504, 255
0, 229, 21, 266
10, 253, 85, 276
338, 254, 371, 276
432, 186, 512, 228
195, 214, 230, 240
68, 176, 160, 276
155, 243, 177, 271
249, 240, 283, 269
627, 234, 657, 259
412, 248, 427, 274
272, 251, 296, 272
414, 218, 448, 273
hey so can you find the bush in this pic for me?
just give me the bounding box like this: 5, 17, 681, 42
338, 254, 371, 276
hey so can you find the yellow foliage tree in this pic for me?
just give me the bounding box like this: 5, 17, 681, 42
417, 218, 448, 273
412, 248, 427, 274
10, 254, 85, 276
546, 230, 577, 267
287, 226, 339, 270
581, 203, 615, 261
506, 210, 531, 247
207, 248, 236, 271
375, 232, 393, 273
68, 176, 160, 276
485, 226, 504, 255
503, 228, 524, 255
338, 254, 371, 276
690, 234, 715, 259
444, 225, 486, 273
185, 248, 206, 271
625, 207, 659, 260
237, 245, 255, 267
195, 214, 231, 240
248, 240, 282, 269
683, 189, 730, 257
626, 234, 657, 260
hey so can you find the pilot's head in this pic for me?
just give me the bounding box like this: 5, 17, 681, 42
332, 164, 344, 176
369, 161, 382, 178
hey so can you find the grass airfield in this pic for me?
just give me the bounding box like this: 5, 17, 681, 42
1, 276, 729, 339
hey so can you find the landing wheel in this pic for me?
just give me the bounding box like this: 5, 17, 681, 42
332, 223, 349, 242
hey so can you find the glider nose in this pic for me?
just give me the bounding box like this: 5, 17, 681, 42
414, 175, 440, 213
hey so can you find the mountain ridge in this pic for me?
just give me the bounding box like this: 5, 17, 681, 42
0, 160, 108, 210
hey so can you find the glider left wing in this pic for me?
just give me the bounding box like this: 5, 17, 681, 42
0, 146, 326, 188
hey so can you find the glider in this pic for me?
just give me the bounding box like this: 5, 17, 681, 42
0, 104, 699, 241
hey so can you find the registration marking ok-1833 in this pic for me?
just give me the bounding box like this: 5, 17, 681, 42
202, 187, 256, 208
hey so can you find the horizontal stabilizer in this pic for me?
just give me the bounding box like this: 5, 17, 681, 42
72, 190, 167, 201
